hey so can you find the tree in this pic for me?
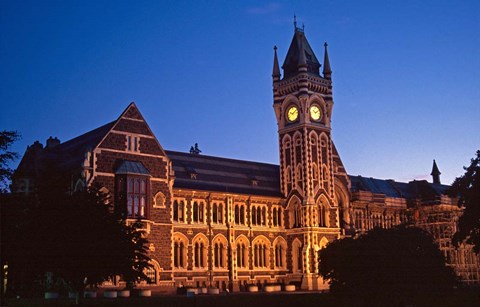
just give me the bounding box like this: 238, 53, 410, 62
0, 131, 20, 193
318, 226, 457, 305
449, 150, 480, 253
2, 175, 152, 304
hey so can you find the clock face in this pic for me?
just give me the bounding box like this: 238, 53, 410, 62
310, 105, 322, 121
287, 106, 299, 122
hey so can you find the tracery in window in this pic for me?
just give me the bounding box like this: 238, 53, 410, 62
193, 235, 208, 268
173, 234, 188, 268
253, 237, 270, 268
236, 236, 248, 268
213, 235, 228, 268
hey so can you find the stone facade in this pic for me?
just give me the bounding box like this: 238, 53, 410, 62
12, 27, 479, 291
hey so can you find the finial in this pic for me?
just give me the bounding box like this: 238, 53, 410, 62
323, 41, 332, 79
272, 45, 281, 79
302, 22, 305, 31
293, 14, 297, 31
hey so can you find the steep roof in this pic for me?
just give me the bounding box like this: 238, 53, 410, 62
14, 121, 115, 178
282, 29, 321, 78
165, 150, 282, 197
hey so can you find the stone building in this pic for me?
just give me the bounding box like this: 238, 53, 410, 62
13, 26, 479, 290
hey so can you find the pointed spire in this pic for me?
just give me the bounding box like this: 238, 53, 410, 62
293, 14, 297, 32
272, 46, 281, 80
323, 42, 332, 79
431, 159, 441, 184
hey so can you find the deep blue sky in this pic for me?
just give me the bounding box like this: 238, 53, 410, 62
1, 1, 479, 185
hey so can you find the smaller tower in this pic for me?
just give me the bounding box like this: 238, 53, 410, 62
431, 160, 441, 184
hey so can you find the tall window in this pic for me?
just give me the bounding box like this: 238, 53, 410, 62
234, 204, 245, 225
214, 242, 225, 268
236, 242, 247, 268
240, 206, 245, 224
273, 208, 278, 226
194, 241, 206, 268
192, 201, 204, 223
253, 242, 268, 268
319, 205, 327, 227
173, 200, 185, 222
127, 177, 147, 218
275, 244, 285, 268
174, 239, 186, 268
235, 206, 240, 224
251, 206, 257, 225
212, 202, 223, 224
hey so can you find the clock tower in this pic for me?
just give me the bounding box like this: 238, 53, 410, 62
273, 25, 351, 290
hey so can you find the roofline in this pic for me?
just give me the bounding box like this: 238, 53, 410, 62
165, 150, 280, 168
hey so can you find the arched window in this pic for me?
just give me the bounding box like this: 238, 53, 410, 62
275, 244, 286, 268
154, 192, 165, 208
253, 238, 270, 268
193, 237, 207, 268
145, 260, 160, 284
236, 241, 248, 268
213, 236, 227, 268
173, 235, 187, 268
292, 239, 303, 273
319, 205, 327, 227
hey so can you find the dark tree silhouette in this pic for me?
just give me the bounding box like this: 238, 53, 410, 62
449, 150, 480, 253
2, 175, 151, 304
318, 226, 457, 305
0, 130, 20, 193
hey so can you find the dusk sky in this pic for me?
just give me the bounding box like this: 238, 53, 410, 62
1, 1, 479, 185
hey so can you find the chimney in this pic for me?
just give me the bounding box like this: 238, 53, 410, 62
46, 136, 61, 149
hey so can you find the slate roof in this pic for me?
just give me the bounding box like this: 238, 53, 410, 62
282, 29, 321, 78
349, 175, 450, 200
166, 150, 450, 201
165, 150, 282, 197
14, 121, 115, 178
115, 160, 150, 176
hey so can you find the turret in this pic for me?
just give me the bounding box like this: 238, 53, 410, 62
431, 160, 441, 184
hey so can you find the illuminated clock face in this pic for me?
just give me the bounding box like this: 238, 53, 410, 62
310, 105, 322, 121
287, 106, 299, 122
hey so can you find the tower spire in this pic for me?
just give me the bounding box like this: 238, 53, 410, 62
323, 42, 332, 79
431, 159, 441, 184
272, 46, 281, 80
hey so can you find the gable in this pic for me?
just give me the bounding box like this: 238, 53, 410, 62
97, 103, 166, 156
